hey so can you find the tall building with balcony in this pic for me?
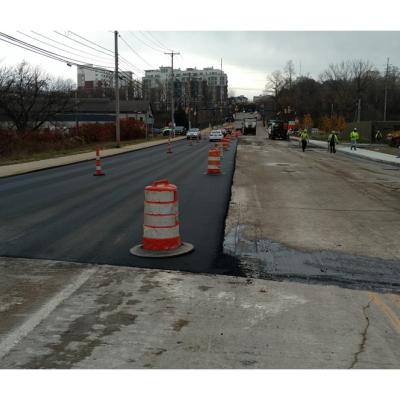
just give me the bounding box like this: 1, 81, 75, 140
142, 66, 228, 112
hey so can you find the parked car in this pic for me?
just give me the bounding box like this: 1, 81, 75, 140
161, 128, 172, 136
175, 126, 186, 135
209, 129, 224, 142
186, 128, 201, 140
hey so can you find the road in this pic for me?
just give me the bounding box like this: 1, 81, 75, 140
0, 138, 237, 274
0, 124, 399, 369
224, 123, 400, 292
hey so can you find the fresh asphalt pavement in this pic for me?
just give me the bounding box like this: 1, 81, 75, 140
0, 138, 237, 274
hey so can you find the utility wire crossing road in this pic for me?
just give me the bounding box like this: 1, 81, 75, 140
0, 139, 237, 274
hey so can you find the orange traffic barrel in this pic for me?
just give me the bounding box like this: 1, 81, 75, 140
222, 137, 230, 151
218, 141, 224, 159
93, 145, 105, 176
167, 138, 173, 153
130, 179, 194, 258
207, 147, 221, 175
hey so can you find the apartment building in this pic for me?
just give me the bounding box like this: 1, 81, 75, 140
77, 65, 141, 99
142, 66, 228, 111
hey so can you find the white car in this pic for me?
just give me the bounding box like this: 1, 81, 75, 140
209, 129, 224, 142
186, 128, 201, 140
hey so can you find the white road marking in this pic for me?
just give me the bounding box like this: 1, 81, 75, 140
0, 267, 97, 360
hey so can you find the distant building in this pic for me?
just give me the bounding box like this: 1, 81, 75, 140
77, 65, 141, 99
142, 66, 228, 111
49, 98, 153, 128
228, 95, 248, 105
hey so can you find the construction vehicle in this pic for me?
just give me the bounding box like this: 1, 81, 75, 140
267, 120, 288, 140
234, 111, 258, 135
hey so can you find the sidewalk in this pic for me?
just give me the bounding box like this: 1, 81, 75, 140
307, 138, 400, 166
0, 136, 188, 178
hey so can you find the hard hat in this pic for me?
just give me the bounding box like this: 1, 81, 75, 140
354, 128, 357, 131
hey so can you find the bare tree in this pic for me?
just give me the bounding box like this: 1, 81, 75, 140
284, 60, 296, 90
350, 59, 376, 98
265, 70, 286, 107
0, 61, 73, 132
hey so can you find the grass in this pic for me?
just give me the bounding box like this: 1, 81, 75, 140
0, 135, 170, 166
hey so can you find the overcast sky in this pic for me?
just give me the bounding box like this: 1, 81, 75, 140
1, 31, 400, 100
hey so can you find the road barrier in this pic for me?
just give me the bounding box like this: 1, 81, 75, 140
93, 145, 105, 176
207, 146, 221, 175
223, 136, 230, 151
167, 138, 173, 153
130, 179, 194, 258
218, 141, 224, 159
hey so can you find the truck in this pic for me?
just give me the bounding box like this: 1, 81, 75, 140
267, 120, 288, 140
243, 116, 257, 135
234, 112, 258, 135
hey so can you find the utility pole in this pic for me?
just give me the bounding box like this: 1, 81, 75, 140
384, 57, 389, 122
114, 30, 120, 147
357, 98, 361, 122
188, 73, 191, 130
75, 89, 79, 131
220, 58, 223, 123
165, 51, 180, 137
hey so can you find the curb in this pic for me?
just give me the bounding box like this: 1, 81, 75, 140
0, 136, 187, 179
291, 137, 400, 167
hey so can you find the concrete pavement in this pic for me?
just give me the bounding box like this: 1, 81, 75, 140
0, 257, 399, 368
224, 124, 400, 292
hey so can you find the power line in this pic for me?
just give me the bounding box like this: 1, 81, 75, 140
0, 31, 144, 93
68, 31, 114, 55
30, 31, 114, 63
139, 31, 168, 52
54, 30, 143, 80
0, 34, 72, 65
119, 33, 153, 69
54, 31, 115, 58
142, 31, 170, 51
128, 31, 164, 54
16, 31, 115, 68
0, 32, 112, 70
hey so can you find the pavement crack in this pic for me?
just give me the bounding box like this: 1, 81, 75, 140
349, 299, 372, 369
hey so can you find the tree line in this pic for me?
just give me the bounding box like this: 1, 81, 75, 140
0, 61, 73, 132
265, 59, 400, 127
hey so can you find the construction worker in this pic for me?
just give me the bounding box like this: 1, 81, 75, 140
300, 129, 309, 152
350, 128, 359, 151
375, 130, 383, 143
328, 131, 339, 153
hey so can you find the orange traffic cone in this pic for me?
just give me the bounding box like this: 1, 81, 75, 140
93, 145, 105, 176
